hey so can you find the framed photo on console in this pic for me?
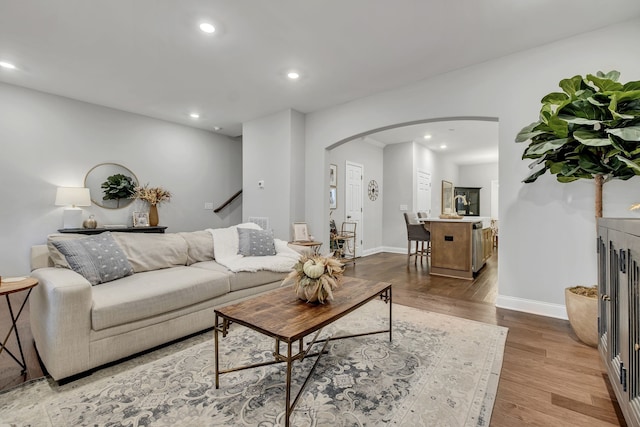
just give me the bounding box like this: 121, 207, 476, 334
133, 212, 149, 227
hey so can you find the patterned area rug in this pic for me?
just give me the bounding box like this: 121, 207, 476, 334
0, 301, 507, 426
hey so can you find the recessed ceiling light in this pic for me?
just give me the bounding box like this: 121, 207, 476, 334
0, 61, 16, 70
287, 71, 300, 80
190, 113, 200, 119
440, 144, 447, 149
199, 23, 215, 34
423, 134, 432, 140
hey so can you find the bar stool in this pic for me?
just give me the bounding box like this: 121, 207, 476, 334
403, 212, 430, 264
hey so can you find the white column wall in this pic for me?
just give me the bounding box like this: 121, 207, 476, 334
242, 109, 305, 240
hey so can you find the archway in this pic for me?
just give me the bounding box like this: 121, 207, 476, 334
325, 116, 499, 297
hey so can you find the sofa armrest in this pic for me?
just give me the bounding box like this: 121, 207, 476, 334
30, 267, 93, 380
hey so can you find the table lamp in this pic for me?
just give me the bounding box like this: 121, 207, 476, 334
55, 187, 91, 229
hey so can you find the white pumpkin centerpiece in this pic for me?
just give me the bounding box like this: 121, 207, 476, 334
303, 259, 325, 279
283, 255, 344, 303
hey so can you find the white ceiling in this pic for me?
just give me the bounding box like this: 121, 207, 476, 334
1, 0, 639, 138
365, 120, 499, 166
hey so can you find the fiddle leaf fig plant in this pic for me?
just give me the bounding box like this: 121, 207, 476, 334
516, 70, 640, 217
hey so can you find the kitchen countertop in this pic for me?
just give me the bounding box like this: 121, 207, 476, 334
418, 216, 491, 228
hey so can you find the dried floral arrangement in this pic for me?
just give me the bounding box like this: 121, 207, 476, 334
131, 184, 172, 206
283, 254, 344, 303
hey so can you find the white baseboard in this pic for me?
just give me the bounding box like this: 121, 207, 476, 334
496, 295, 568, 320
361, 247, 385, 257
381, 246, 406, 254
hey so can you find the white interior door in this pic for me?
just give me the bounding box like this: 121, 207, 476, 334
417, 170, 432, 217
345, 161, 363, 257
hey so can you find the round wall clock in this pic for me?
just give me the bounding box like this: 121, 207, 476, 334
368, 179, 379, 201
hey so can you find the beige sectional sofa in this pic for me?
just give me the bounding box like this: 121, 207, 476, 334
29, 227, 295, 381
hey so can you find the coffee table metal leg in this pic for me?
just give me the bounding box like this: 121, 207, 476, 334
285, 341, 293, 427
389, 287, 393, 342
214, 313, 220, 389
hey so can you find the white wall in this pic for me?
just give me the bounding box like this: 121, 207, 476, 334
328, 137, 384, 253
303, 18, 640, 317
0, 82, 243, 276
458, 162, 498, 217
381, 142, 459, 250
242, 109, 305, 240
382, 143, 414, 249
414, 142, 459, 218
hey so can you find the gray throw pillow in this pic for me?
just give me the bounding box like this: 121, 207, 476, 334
51, 232, 134, 285
237, 228, 276, 256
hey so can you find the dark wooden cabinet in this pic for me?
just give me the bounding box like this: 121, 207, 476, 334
58, 226, 167, 235
597, 218, 640, 427
454, 187, 481, 216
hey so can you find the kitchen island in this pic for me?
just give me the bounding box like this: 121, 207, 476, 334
419, 217, 490, 279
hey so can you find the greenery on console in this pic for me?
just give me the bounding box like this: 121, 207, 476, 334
101, 174, 136, 207
516, 70, 640, 217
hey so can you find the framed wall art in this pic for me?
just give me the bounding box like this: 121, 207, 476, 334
441, 180, 454, 214
329, 187, 337, 209
329, 164, 337, 187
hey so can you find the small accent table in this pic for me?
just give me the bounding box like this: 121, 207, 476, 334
0, 277, 38, 375
289, 240, 323, 254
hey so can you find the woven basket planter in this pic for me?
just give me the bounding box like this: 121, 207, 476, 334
565, 287, 598, 347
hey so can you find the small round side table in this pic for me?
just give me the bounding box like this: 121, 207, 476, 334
0, 277, 38, 375
289, 241, 323, 255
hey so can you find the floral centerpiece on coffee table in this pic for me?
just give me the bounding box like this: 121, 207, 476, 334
283, 255, 344, 303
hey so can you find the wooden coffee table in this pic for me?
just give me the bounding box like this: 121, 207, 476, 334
214, 277, 392, 427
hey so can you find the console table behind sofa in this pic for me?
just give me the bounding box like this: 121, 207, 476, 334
58, 226, 167, 235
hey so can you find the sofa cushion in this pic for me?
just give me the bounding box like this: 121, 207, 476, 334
51, 232, 134, 285
178, 230, 214, 265
47, 233, 87, 268
191, 260, 287, 292
237, 228, 276, 256
91, 266, 230, 331
111, 233, 188, 273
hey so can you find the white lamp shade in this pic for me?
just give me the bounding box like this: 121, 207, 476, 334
55, 187, 91, 207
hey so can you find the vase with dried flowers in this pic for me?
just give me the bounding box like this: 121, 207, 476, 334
131, 184, 172, 226
282, 254, 344, 303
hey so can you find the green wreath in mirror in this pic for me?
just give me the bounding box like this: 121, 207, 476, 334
101, 173, 136, 208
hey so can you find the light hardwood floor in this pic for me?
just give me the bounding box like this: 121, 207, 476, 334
0, 251, 626, 425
